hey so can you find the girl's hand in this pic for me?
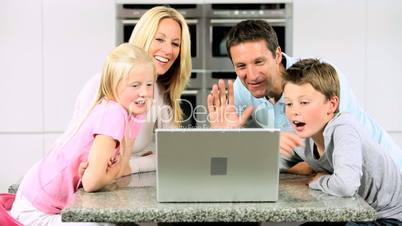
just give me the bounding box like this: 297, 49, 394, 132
78, 161, 89, 178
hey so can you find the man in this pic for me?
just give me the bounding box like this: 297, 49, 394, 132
207, 20, 402, 171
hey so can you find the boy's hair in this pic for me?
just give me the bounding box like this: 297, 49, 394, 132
226, 20, 280, 59
283, 58, 340, 112
129, 6, 192, 125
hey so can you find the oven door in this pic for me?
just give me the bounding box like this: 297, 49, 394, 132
180, 89, 205, 128
206, 19, 287, 71
116, 19, 138, 45
116, 19, 202, 70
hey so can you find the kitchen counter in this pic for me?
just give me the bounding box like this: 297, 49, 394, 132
61, 172, 375, 223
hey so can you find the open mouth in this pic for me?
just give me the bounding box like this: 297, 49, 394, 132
155, 55, 169, 63
293, 120, 306, 130
134, 99, 146, 105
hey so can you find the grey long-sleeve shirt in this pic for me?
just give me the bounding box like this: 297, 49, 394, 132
282, 112, 402, 221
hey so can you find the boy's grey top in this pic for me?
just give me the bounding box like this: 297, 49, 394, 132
282, 112, 402, 221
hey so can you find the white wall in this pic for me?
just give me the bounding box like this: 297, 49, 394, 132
366, 0, 402, 132
1, 0, 401, 192
293, 0, 402, 139
0, 0, 115, 192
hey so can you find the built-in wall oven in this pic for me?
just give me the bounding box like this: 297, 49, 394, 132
116, 4, 205, 128
204, 3, 293, 89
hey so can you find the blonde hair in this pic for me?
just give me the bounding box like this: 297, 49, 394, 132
128, 6, 192, 126
51, 43, 155, 152
95, 43, 155, 104
283, 58, 340, 112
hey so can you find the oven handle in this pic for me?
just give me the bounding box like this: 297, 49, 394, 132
186, 19, 198, 24
121, 19, 139, 24
182, 90, 199, 95
121, 19, 198, 25
209, 19, 286, 24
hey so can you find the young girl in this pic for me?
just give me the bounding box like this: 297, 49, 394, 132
10, 43, 156, 225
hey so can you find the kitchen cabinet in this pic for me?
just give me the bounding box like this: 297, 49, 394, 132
366, 0, 402, 132
293, 0, 402, 133
293, 0, 366, 106
0, 0, 43, 132
0, 0, 115, 192
0, 134, 43, 192
43, 0, 115, 132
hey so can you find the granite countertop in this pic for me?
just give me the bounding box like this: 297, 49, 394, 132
61, 172, 376, 223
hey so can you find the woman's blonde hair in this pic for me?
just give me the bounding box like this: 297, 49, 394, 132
128, 6, 192, 126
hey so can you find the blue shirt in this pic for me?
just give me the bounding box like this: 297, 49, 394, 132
233, 53, 402, 169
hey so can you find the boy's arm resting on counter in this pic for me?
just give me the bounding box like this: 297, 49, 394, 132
309, 125, 363, 197
81, 134, 130, 192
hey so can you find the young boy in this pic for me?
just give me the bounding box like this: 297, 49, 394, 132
282, 58, 402, 225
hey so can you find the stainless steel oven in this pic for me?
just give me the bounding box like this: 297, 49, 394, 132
204, 3, 293, 72
180, 72, 206, 128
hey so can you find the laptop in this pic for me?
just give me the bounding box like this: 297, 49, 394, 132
156, 128, 280, 202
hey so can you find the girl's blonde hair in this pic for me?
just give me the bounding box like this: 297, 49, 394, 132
129, 6, 192, 126
51, 43, 155, 152
95, 43, 155, 105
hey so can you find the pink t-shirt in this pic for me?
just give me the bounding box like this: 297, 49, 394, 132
21, 100, 141, 214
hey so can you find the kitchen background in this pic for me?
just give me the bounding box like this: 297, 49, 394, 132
1, 0, 401, 192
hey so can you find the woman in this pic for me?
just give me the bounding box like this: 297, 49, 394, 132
71, 6, 191, 173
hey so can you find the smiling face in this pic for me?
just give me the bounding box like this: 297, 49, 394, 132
284, 82, 338, 139
230, 40, 284, 100
148, 18, 181, 76
117, 62, 155, 115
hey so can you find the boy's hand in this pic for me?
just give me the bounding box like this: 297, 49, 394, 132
286, 162, 314, 175
310, 172, 329, 183
280, 132, 304, 158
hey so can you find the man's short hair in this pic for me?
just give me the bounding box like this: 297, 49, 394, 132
226, 20, 280, 59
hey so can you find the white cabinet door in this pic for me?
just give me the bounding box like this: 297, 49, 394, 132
293, 0, 366, 105
0, 0, 43, 132
366, 0, 402, 132
42, 0, 115, 132
0, 134, 43, 192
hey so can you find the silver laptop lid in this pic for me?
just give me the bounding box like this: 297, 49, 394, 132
156, 128, 280, 202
